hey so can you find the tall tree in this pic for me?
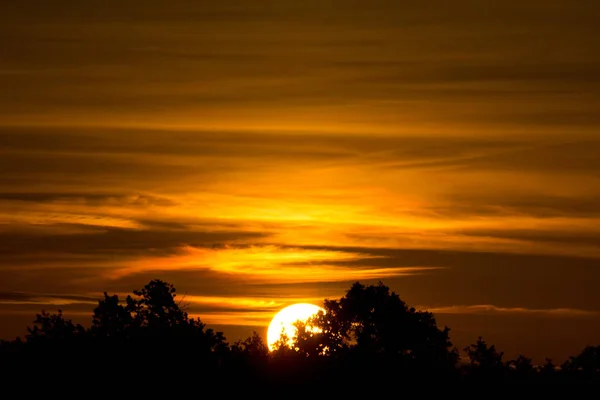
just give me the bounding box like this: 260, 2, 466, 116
294, 281, 457, 368
91, 293, 133, 338
26, 309, 85, 343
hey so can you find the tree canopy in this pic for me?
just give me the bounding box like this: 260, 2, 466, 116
0, 279, 599, 387
293, 282, 457, 368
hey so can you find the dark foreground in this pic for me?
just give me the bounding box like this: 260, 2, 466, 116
1, 280, 598, 390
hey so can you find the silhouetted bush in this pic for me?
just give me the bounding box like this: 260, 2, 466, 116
0, 279, 598, 387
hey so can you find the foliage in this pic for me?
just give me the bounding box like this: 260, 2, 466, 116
561, 345, 600, 380
232, 331, 269, 357
464, 336, 504, 368
0, 279, 599, 386
26, 309, 86, 343
294, 282, 458, 369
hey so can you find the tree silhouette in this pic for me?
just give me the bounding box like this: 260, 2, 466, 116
90, 293, 133, 339
232, 331, 269, 357
463, 336, 508, 381
293, 317, 331, 357
294, 281, 458, 370
507, 354, 536, 380
293, 300, 349, 358
26, 309, 85, 343
18, 309, 87, 367
537, 358, 558, 382
1, 279, 599, 386
119, 280, 229, 361
126, 279, 193, 331
562, 345, 600, 380
464, 337, 504, 368
270, 329, 298, 357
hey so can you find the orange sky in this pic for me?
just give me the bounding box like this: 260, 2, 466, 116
1, 1, 599, 362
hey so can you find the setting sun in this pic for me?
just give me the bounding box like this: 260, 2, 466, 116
2, 0, 599, 387
267, 303, 324, 351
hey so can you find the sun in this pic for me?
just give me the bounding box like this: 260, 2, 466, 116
267, 303, 324, 351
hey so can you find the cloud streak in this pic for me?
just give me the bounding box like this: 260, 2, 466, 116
0, 292, 98, 307
115, 244, 437, 283
1, 0, 599, 361
426, 305, 598, 318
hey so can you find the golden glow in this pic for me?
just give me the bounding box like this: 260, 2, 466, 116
267, 303, 324, 351
1, 1, 599, 363
113, 244, 436, 281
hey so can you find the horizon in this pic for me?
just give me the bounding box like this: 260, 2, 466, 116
1, 1, 599, 365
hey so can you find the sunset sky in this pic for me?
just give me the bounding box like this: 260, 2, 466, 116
1, 1, 599, 362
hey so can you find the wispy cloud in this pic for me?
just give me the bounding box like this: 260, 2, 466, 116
1, 0, 600, 360
0, 292, 98, 306
426, 304, 598, 318
115, 244, 437, 283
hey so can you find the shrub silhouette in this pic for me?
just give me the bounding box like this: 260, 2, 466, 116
0, 279, 599, 387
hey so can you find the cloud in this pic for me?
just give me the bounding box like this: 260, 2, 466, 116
2, 0, 598, 132
426, 304, 598, 318
0, 292, 98, 306
0, 126, 531, 170
0, 192, 176, 206
0, 224, 269, 261
1, 0, 600, 360
421, 196, 600, 220
451, 141, 600, 175
455, 228, 600, 248
114, 244, 438, 283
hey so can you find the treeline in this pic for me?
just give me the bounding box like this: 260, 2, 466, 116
0, 280, 598, 388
